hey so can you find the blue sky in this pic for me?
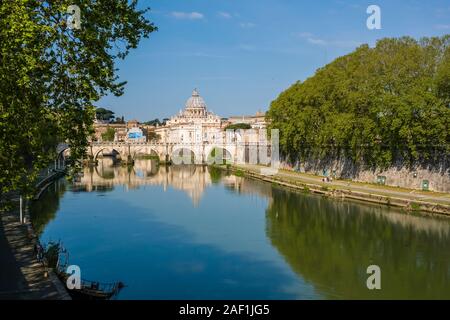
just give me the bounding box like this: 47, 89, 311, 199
99, 0, 450, 121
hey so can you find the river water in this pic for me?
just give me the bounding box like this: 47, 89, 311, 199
30, 158, 450, 299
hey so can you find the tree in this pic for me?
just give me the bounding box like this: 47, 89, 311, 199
147, 131, 160, 142
112, 116, 125, 124
144, 118, 161, 126
96, 107, 115, 122
267, 35, 450, 169
0, 1, 156, 201
101, 127, 116, 142
224, 123, 252, 131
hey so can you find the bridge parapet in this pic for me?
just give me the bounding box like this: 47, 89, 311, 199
88, 137, 274, 167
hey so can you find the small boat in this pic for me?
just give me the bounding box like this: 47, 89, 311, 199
40, 241, 124, 300
56, 272, 125, 300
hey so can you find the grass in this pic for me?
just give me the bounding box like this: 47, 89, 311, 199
135, 155, 159, 160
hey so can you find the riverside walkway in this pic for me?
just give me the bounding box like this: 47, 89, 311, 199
0, 170, 70, 300
0, 209, 66, 299
233, 164, 450, 214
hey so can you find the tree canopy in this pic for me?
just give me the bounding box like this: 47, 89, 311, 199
101, 127, 116, 142
144, 118, 162, 126
0, 1, 156, 199
267, 36, 450, 168
224, 123, 252, 131
96, 107, 115, 122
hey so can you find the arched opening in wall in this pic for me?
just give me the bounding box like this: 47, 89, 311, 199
55, 148, 83, 168
56, 148, 70, 169
94, 148, 122, 164
171, 148, 196, 165
207, 147, 232, 165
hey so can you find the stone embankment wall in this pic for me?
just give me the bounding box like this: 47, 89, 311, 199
281, 156, 450, 193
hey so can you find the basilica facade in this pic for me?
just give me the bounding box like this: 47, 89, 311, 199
155, 89, 225, 144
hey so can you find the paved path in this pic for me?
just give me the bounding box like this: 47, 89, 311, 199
237, 164, 450, 206
0, 219, 28, 296
0, 207, 67, 300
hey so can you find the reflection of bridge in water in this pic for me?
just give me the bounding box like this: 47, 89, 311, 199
74, 158, 273, 206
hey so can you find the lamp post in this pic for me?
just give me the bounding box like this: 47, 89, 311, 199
19, 195, 23, 224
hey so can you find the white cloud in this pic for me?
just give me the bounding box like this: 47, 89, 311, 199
308, 38, 327, 45
294, 32, 361, 48
239, 22, 256, 28
435, 24, 450, 30
218, 11, 232, 19
171, 11, 204, 20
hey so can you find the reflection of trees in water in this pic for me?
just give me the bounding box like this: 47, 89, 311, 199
266, 188, 450, 299
207, 166, 223, 184
30, 179, 66, 236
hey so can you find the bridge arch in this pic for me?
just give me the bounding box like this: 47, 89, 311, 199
205, 146, 234, 165
94, 148, 123, 162
55, 145, 84, 168
54, 147, 71, 169
171, 147, 198, 165
131, 146, 161, 161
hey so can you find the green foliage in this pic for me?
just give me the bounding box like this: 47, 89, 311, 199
135, 154, 159, 160
266, 188, 450, 299
30, 180, 66, 236
0, 1, 156, 199
410, 202, 421, 211
267, 36, 450, 168
112, 116, 125, 124
208, 166, 223, 184
144, 118, 162, 126
44, 241, 61, 269
147, 130, 161, 142
101, 127, 115, 142
96, 107, 115, 122
235, 169, 244, 177
224, 123, 252, 131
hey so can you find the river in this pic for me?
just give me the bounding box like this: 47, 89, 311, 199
30, 158, 450, 299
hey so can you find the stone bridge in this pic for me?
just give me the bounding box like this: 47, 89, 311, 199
59, 140, 274, 166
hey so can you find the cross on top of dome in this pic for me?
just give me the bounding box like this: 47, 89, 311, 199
192, 88, 200, 97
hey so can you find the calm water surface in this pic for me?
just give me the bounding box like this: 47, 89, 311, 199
30, 158, 450, 299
